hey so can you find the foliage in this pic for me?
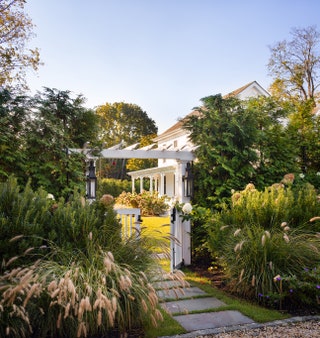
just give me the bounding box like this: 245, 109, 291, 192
126, 134, 158, 172
211, 181, 320, 237
96, 102, 157, 147
0, 0, 41, 89
24, 88, 99, 199
268, 26, 320, 102
115, 191, 169, 216
213, 223, 320, 301
183, 94, 296, 209
0, 177, 174, 336
203, 180, 320, 307
0, 89, 29, 182
183, 94, 259, 208
96, 102, 158, 179
268, 26, 320, 174
245, 96, 299, 186
0, 244, 163, 337
97, 178, 132, 198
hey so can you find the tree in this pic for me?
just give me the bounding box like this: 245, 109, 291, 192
268, 26, 320, 102
268, 26, 320, 174
246, 96, 299, 185
96, 102, 158, 178
0, 0, 41, 89
0, 88, 29, 181
183, 95, 298, 209
24, 88, 99, 198
183, 95, 259, 208
126, 134, 157, 171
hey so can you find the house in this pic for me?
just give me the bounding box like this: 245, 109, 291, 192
127, 81, 269, 203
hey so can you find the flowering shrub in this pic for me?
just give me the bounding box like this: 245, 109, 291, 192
115, 191, 169, 216
205, 179, 320, 312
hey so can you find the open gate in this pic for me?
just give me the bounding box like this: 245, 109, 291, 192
170, 207, 191, 271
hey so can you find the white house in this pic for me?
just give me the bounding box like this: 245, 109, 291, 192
127, 81, 269, 203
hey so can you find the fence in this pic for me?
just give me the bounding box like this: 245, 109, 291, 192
114, 208, 142, 239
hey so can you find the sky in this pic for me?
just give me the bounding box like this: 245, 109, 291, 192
25, 0, 320, 133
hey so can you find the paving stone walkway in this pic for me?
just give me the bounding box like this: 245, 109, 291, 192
155, 276, 255, 338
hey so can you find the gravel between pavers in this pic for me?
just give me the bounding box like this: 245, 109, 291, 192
194, 317, 320, 338
160, 316, 320, 338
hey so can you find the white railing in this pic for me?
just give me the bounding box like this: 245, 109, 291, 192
114, 208, 142, 239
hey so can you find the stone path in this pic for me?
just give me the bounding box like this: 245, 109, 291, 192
154, 276, 255, 337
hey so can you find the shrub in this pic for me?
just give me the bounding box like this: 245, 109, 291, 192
0, 242, 163, 337
213, 223, 320, 300
0, 177, 179, 336
115, 191, 169, 216
97, 178, 132, 198
205, 180, 320, 309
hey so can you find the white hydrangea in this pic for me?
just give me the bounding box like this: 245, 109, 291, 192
182, 202, 192, 214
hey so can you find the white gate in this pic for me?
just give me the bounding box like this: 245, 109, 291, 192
115, 208, 142, 239
170, 207, 191, 271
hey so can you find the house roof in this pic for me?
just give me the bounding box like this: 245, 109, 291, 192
155, 81, 269, 141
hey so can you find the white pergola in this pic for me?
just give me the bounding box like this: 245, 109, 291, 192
70, 142, 196, 202
70, 142, 196, 269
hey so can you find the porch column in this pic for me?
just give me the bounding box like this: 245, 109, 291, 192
159, 173, 164, 196
131, 177, 135, 193
139, 176, 143, 193
149, 176, 153, 193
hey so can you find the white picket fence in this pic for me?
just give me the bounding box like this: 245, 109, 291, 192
114, 208, 142, 239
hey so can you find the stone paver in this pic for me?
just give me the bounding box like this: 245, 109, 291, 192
153, 279, 188, 290
155, 272, 256, 336
157, 286, 207, 300
173, 310, 255, 332
161, 297, 226, 315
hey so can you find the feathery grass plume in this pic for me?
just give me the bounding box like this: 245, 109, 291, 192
251, 275, 256, 286
261, 234, 266, 247
281, 222, 287, 228
283, 233, 290, 243
5, 256, 19, 267
310, 216, 320, 222
9, 235, 24, 242
234, 228, 241, 237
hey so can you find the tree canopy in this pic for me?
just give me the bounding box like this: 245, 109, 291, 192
0, 88, 99, 199
0, 0, 41, 89
268, 26, 320, 174
268, 26, 320, 102
183, 95, 297, 208
96, 102, 158, 179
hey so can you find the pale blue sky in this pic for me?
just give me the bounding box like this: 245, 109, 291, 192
25, 0, 320, 133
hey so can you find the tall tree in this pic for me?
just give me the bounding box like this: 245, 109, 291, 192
183, 95, 259, 208
246, 96, 299, 185
24, 88, 99, 198
268, 26, 320, 102
0, 88, 29, 181
96, 102, 158, 178
268, 26, 320, 174
0, 0, 41, 89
